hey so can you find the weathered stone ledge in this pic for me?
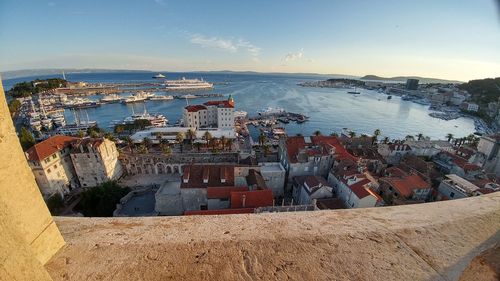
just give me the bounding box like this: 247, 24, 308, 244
46, 193, 500, 281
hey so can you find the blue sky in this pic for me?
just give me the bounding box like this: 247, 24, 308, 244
0, 0, 499, 81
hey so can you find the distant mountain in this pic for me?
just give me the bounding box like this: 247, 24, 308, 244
1, 68, 358, 80
360, 75, 463, 84
0, 69, 151, 80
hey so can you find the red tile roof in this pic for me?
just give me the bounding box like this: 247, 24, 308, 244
284, 136, 356, 163
181, 165, 235, 188
230, 189, 274, 208
25, 135, 78, 162
185, 105, 207, 112
203, 100, 234, 108
207, 187, 248, 199
348, 178, 372, 199
381, 174, 430, 198
184, 208, 254, 216
443, 152, 481, 172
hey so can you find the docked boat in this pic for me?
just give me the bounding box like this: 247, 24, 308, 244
234, 110, 248, 119
50, 113, 66, 127
165, 77, 213, 90
100, 94, 122, 103
258, 107, 286, 116
121, 106, 168, 127
149, 95, 174, 101
387, 95, 393, 100
153, 73, 166, 79
121, 91, 155, 103
56, 121, 97, 135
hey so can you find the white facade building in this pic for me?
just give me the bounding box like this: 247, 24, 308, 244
182, 96, 235, 129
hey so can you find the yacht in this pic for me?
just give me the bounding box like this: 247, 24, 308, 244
121, 91, 155, 103
56, 121, 97, 135
149, 94, 174, 101
100, 94, 122, 103
123, 111, 168, 127
164, 77, 213, 90
50, 113, 66, 127
153, 73, 166, 79
258, 107, 286, 116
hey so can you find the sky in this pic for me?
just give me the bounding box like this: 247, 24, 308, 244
0, 0, 499, 81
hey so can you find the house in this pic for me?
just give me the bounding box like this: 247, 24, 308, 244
258, 162, 286, 198
378, 170, 431, 205
279, 135, 355, 182
433, 151, 483, 180
404, 140, 454, 157
25, 135, 79, 198
377, 143, 412, 164
477, 134, 500, 175
292, 176, 333, 205
437, 174, 480, 200
70, 138, 123, 188
327, 158, 382, 208
182, 96, 235, 129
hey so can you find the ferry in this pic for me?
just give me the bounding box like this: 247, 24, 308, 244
123, 112, 168, 127
100, 94, 122, 103
149, 95, 174, 101
121, 91, 155, 103
165, 77, 213, 90
153, 73, 166, 79
258, 107, 286, 116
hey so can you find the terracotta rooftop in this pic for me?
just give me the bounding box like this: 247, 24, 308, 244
203, 100, 234, 108
230, 189, 274, 208
25, 135, 78, 162
284, 136, 356, 163
381, 174, 430, 198
442, 152, 481, 172
185, 105, 207, 112
181, 165, 235, 188
70, 138, 105, 153
348, 178, 373, 199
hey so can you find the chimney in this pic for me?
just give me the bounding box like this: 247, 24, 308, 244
242, 194, 246, 207
202, 166, 209, 184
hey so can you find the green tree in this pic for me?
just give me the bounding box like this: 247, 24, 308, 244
104, 132, 116, 142
405, 135, 415, 141
8, 99, 21, 116
313, 130, 322, 136
348, 131, 356, 138
126, 136, 134, 153
46, 193, 64, 215
296, 133, 303, 137
220, 135, 227, 150
416, 133, 424, 141
263, 144, 271, 157
142, 137, 151, 149
372, 129, 381, 144
446, 133, 454, 142
330, 132, 339, 137
186, 128, 196, 145
194, 142, 202, 152
75, 181, 130, 217
19, 127, 35, 151
176, 132, 185, 153
258, 132, 267, 146
383, 137, 390, 144
203, 131, 212, 148
76, 130, 85, 138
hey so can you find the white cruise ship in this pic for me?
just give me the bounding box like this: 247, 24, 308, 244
121, 91, 155, 103
164, 77, 213, 90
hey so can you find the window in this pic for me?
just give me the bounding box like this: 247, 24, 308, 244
54, 164, 57, 169
450, 192, 455, 198
52, 154, 57, 159
47, 169, 51, 173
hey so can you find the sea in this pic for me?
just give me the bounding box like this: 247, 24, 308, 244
2, 72, 477, 140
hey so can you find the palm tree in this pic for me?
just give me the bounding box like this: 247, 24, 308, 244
125, 136, 134, 153
405, 135, 415, 141
466, 134, 475, 144
76, 130, 85, 138
313, 130, 322, 136
142, 137, 151, 150
220, 135, 227, 150
258, 132, 267, 146
194, 142, 202, 152
372, 129, 381, 145
186, 129, 196, 145
446, 133, 454, 143
263, 144, 271, 157
226, 139, 233, 151
161, 144, 172, 155
383, 137, 390, 144
416, 133, 424, 141
203, 131, 212, 148
348, 131, 356, 138
176, 132, 185, 153
471, 136, 480, 148
137, 144, 148, 154
330, 132, 339, 137
296, 133, 303, 137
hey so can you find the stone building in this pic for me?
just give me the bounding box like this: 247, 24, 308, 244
70, 138, 123, 188
477, 134, 500, 175
292, 175, 333, 205
25, 135, 79, 198
182, 96, 235, 129
378, 169, 431, 205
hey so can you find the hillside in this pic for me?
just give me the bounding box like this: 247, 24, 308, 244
360, 75, 462, 84
459, 77, 500, 105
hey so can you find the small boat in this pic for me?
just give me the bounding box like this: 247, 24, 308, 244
387, 95, 392, 100
347, 87, 361, 95
100, 94, 122, 103
153, 73, 166, 79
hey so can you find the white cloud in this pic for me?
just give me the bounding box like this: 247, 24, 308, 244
189, 34, 261, 61
284, 49, 304, 62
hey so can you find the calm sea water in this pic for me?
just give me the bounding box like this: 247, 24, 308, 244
2, 72, 476, 140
